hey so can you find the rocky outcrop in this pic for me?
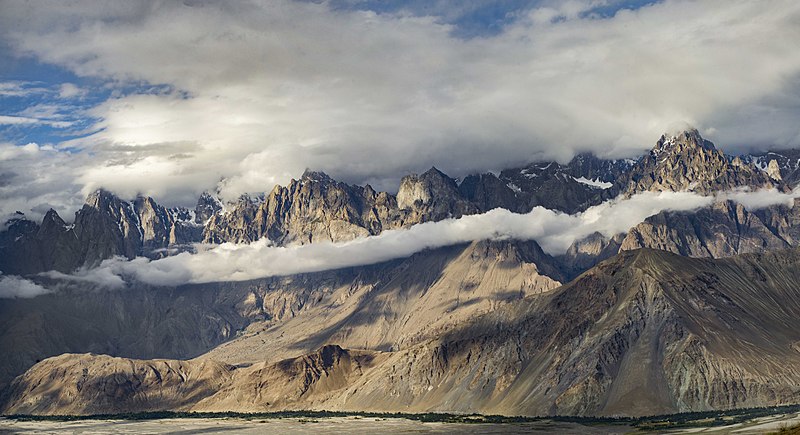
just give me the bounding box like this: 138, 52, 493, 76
459, 154, 633, 214
194, 191, 223, 224
397, 167, 478, 221
618, 199, 800, 258
8, 128, 784, 275
0, 354, 235, 415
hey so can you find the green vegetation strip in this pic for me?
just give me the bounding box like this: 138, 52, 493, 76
3, 404, 800, 430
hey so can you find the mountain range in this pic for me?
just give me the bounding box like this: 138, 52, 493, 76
3, 129, 800, 417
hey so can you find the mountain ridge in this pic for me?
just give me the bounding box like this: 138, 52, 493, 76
2, 129, 793, 277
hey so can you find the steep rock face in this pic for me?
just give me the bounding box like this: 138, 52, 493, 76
457, 172, 519, 212
203, 168, 479, 245
565, 153, 637, 183
620, 200, 793, 257
460, 155, 634, 214
0, 190, 206, 274
0, 210, 81, 275
616, 129, 780, 195
7, 249, 800, 417
73, 189, 143, 266
204, 171, 402, 244
201, 155, 640, 247
194, 191, 223, 224
396, 167, 478, 223
497, 162, 608, 214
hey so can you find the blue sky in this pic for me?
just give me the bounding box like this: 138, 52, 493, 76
1, 0, 799, 222
330, 0, 660, 37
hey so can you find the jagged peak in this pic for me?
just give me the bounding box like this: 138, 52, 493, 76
42, 208, 64, 224
652, 128, 716, 156
133, 195, 159, 208
1, 211, 36, 231
84, 188, 123, 209
421, 166, 448, 178
300, 169, 334, 183
198, 190, 220, 201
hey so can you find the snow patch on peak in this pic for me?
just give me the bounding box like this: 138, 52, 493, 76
573, 177, 612, 189
506, 182, 522, 193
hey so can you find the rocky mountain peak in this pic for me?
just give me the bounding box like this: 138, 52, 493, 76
0, 213, 38, 248
300, 169, 334, 183
84, 188, 124, 210
766, 159, 783, 181
652, 128, 716, 156
397, 167, 459, 210
3, 211, 31, 228
618, 129, 779, 195
39, 209, 67, 230
195, 192, 223, 224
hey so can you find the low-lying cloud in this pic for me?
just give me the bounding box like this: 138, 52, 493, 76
0, 273, 52, 299
32, 188, 797, 293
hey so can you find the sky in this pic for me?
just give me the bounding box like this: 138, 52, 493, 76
1, 0, 800, 222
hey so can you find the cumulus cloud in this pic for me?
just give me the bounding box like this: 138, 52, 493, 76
0, 0, 799, 211
0, 142, 86, 224
0, 273, 52, 298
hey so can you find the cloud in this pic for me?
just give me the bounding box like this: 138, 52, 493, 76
0, 115, 72, 128
0, 0, 799, 209
35, 187, 800, 290
0, 142, 86, 224
45, 190, 715, 287
719, 187, 800, 210
0, 81, 48, 98
0, 273, 52, 298
58, 83, 86, 99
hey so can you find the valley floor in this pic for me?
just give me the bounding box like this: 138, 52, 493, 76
0, 416, 631, 434
2, 413, 800, 434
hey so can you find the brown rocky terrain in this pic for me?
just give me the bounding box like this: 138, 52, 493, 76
5, 248, 800, 416
0, 239, 562, 390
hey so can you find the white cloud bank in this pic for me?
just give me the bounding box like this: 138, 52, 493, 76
0, 273, 52, 299
1, 0, 800, 218
33, 188, 799, 292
